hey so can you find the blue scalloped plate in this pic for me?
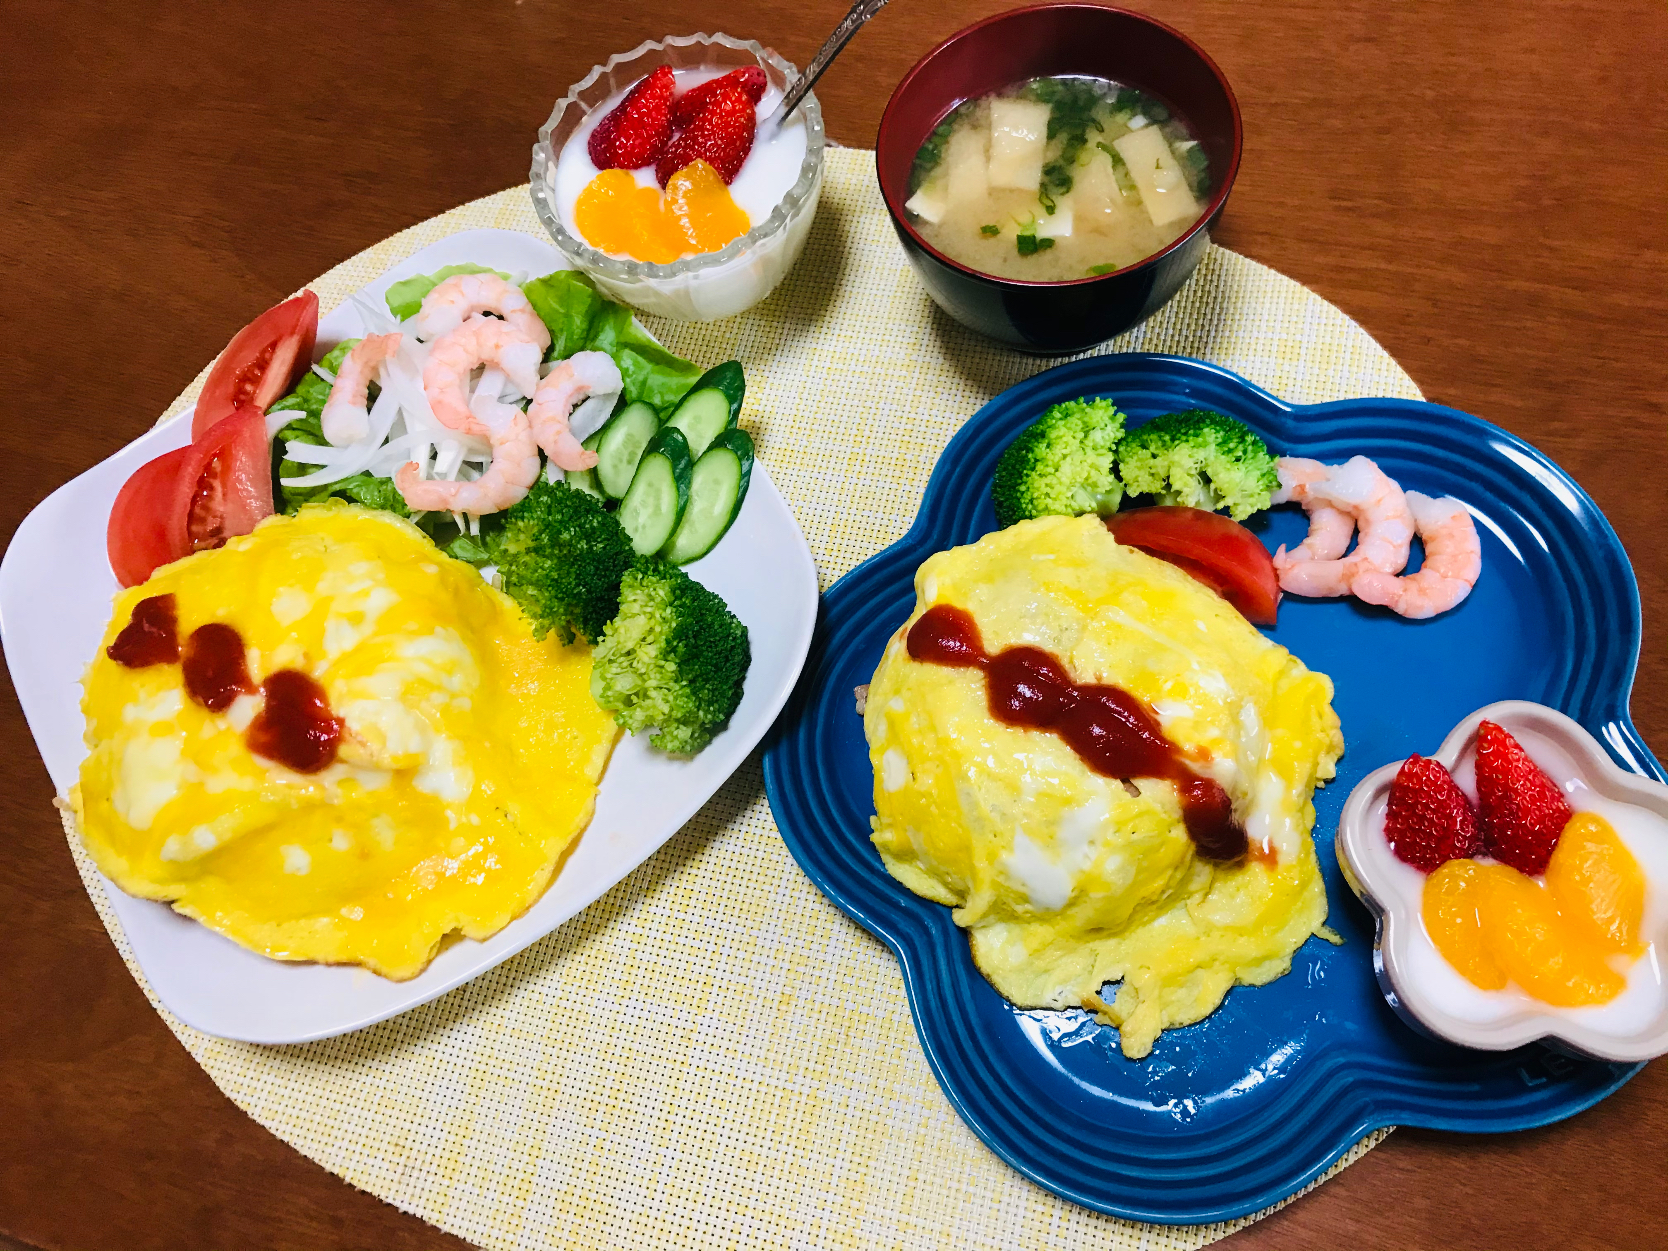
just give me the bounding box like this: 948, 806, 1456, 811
761, 354, 1662, 1224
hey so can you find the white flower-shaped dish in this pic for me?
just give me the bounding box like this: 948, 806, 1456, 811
1337, 699, 1668, 1062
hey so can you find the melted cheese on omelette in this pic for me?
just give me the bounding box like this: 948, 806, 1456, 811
865, 515, 1343, 1057
73, 503, 618, 980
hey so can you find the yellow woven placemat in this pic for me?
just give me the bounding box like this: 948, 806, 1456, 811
63, 147, 1421, 1250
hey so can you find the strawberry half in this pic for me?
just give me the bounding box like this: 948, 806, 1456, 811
671, 66, 768, 128
588, 65, 675, 170
1384, 754, 1482, 872
1475, 719, 1572, 876
656, 82, 756, 186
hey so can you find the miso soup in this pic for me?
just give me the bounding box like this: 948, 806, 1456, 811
904, 76, 1212, 282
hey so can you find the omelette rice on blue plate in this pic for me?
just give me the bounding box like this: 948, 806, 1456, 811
74, 503, 617, 980
865, 515, 1344, 1057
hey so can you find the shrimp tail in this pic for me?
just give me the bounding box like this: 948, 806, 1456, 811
530, 350, 620, 472
550, 434, 600, 473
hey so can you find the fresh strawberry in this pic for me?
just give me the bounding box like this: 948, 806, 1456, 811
1384, 754, 1482, 872
671, 66, 768, 128
1474, 719, 1572, 876
656, 82, 756, 186
588, 65, 675, 170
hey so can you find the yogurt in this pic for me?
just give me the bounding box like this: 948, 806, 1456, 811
555, 69, 809, 241
1337, 701, 1668, 1062
531, 49, 825, 321
1372, 793, 1668, 1038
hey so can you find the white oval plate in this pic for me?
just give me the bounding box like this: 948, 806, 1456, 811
0, 228, 819, 1044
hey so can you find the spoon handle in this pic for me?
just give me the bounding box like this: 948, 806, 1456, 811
777, 0, 894, 121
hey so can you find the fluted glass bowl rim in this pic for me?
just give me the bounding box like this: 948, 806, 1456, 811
529, 33, 826, 281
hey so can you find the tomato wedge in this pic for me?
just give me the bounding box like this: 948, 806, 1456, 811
1106, 506, 1281, 626
107, 410, 274, 587
183, 409, 274, 551
191, 291, 319, 439
107, 446, 195, 589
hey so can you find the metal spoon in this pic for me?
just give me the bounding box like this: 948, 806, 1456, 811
776, 0, 894, 121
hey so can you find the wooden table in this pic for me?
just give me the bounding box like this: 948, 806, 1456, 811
2, 1, 1662, 1247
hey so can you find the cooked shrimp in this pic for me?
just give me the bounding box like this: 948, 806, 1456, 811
1270, 457, 1331, 506
1276, 456, 1414, 598
394, 409, 541, 515
412, 272, 552, 353
320, 333, 402, 446
1353, 492, 1481, 619
1271, 456, 1355, 565
1276, 505, 1355, 567
528, 350, 622, 471
422, 320, 544, 435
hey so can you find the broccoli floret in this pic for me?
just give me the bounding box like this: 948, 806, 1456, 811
990, 397, 1126, 528
488, 479, 635, 645
590, 557, 750, 754
1116, 409, 1278, 521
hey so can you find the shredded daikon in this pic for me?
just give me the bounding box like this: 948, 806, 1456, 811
276, 290, 548, 502
350, 291, 400, 336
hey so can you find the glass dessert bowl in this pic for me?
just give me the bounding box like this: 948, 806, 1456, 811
530, 33, 826, 322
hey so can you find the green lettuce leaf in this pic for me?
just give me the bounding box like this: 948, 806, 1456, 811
384, 263, 509, 321
521, 270, 605, 361
442, 531, 496, 565
522, 270, 703, 414
583, 303, 703, 413
266, 338, 360, 424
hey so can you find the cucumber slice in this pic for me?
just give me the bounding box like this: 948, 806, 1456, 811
661, 428, 755, 565
595, 401, 660, 499
565, 428, 607, 500
663, 360, 744, 458
618, 428, 693, 556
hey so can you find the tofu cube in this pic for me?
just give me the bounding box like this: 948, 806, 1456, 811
905, 173, 949, 224
987, 98, 1051, 191
1035, 199, 1074, 239
1111, 126, 1202, 228
1071, 148, 1134, 228
944, 124, 989, 206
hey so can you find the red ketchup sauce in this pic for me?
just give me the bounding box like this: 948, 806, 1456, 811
163, 619, 342, 773
906, 604, 1250, 862
246, 669, 342, 774
181, 622, 257, 711
106, 594, 180, 667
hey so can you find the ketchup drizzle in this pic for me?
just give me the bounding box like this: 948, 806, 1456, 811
114, 608, 343, 773
107, 594, 179, 668
907, 604, 1249, 862
181, 622, 257, 711
246, 669, 342, 774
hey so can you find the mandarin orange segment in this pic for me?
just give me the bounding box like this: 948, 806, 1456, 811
1546, 811, 1645, 955
664, 160, 751, 253
1476, 862, 1627, 1007
574, 171, 685, 264
1423, 859, 1507, 990
574, 170, 643, 255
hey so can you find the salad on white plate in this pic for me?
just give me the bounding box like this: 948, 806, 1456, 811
267, 262, 755, 572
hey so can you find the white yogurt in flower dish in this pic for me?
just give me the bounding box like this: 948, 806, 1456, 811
530, 34, 825, 322
1337, 700, 1668, 1063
